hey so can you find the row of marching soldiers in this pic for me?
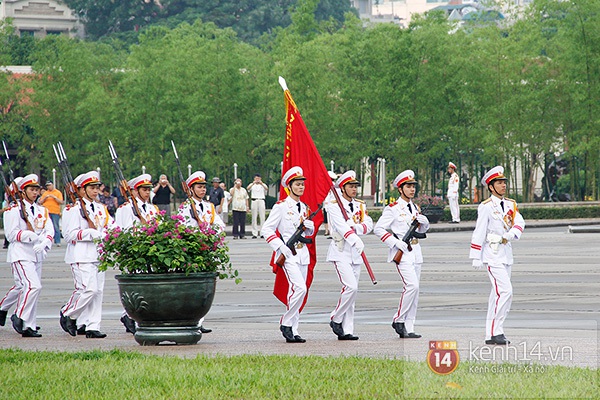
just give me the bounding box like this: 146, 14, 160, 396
0, 169, 222, 338
1, 164, 524, 347
267, 165, 524, 346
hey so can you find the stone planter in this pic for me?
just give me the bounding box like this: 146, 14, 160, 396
423, 206, 444, 224
115, 272, 218, 346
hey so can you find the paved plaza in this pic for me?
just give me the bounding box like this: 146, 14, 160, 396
0, 220, 598, 369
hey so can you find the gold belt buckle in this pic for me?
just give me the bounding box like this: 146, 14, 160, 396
410, 238, 419, 245
295, 243, 304, 249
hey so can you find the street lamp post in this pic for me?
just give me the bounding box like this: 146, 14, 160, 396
233, 163, 238, 179
52, 168, 56, 188
330, 160, 334, 172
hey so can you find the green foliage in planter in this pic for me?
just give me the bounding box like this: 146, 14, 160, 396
98, 212, 238, 281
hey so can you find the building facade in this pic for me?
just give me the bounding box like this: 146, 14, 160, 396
1, 0, 83, 38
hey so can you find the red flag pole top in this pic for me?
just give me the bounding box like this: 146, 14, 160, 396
271, 77, 332, 306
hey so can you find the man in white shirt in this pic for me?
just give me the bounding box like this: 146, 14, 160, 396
247, 174, 268, 238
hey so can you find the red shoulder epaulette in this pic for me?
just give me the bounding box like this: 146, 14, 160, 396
276, 199, 285, 204
65, 204, 73, 210
388, 201, 398, 207
118, 202, 130, 208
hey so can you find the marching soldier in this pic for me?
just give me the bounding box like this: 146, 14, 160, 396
0, 174, 54, 337
447, 162, 460, 223
326, 171, 373, 340
178, 170, 226, 333
374, 170, 429, 339
0, 177, 23, 327
60, 171, 113, 338
262, 166, 315, 343
114, 173, 159, 333
470, 166, 525, 345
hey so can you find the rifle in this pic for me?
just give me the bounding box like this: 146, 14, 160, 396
171, 140, 202, 226
1, 141, 34, 231
275, 203, 323, 268
392, 203, 429, 265
53, 142, 96, 229
108, 140, 146, 225
328, 185, 378, 285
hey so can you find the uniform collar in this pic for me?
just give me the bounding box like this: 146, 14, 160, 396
490, 195, 505, 206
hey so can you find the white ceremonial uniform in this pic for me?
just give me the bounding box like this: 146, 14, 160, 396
62, 198, 113, 331
262, 197, 314, 335
114, 197, 159, 320
470, 196, 525, 340
115, 198, 159, 229
1, 200, 54, 330
178, 197, 225, 328
326, 197, 373, 335
178, 198, 226, 231
374, 199, 429, 333
447, 171, 460, 222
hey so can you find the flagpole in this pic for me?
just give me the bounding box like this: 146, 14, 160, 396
278, 77, 377, 285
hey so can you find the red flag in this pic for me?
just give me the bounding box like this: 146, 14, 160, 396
271, 77, 332, 307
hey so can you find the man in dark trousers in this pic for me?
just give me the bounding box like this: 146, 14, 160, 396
208, 177, 225, 216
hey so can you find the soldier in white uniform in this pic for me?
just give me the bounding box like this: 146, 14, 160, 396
178, 171, 226, 333
0, 176, 23, 328
60, 171, 113, 338
0, 174, 54, 337
114, 173, 159, 333
262, 166, 315, 343
470, 166, 525, 345
374, 170, 429, 338
326, 171, 373, 340
447, 162, 460, 223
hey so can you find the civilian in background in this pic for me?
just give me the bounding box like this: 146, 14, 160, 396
153, 174, 176, 217
220, 182, 231, 224
230, 179, 249, 239
38, 181, 63, 247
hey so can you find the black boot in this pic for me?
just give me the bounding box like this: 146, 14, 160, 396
11, 314, 23, 334
329, 320, 344, 337
280, 325, 295, 342
392, 322, 407, 338
0, 309, 7, 326
120, 315, 136, 334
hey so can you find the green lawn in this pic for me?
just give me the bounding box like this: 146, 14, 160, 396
0, 349, 596, 399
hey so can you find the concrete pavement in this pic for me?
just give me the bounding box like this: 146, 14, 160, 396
0, 219, 598, 369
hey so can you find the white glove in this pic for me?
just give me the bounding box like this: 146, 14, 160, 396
279, 245, 294, 260
416, 214, 429, 225
33, 242, 46, 254
303, 219, 314, 231
353, 237, 365, 254
502, 232, 515, 242
19, 231, 39, 243
394, 240, 408, 253
472, 259, 484, 270
84, 229, 103, 240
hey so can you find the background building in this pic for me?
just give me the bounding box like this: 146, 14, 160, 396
1, 0, 83, 38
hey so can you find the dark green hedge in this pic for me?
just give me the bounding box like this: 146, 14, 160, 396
223, 205, 600, 226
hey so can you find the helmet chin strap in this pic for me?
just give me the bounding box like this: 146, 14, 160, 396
290, 185, 301, 198
488, 182, 501, 197
399, 185, 410, 202
24, 191, 36, 203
